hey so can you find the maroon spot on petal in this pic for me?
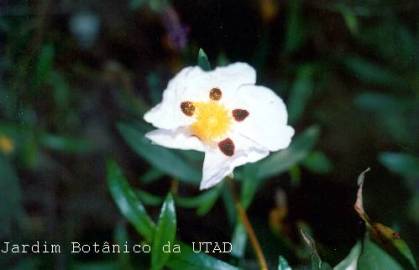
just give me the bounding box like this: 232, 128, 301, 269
180, 101, 195, 116
218, 138, 235, 156
232, 109, 249, 121
209, 88, 222, 101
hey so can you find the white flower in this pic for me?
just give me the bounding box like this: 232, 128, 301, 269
144, 63, 294, 190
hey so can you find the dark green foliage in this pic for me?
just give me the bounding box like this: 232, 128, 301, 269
0, 0, 418, 269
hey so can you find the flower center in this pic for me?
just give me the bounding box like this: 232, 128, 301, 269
190, 101, 231, 142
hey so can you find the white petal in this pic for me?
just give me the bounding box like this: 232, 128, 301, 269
144, 63, 257, 130
232, 85, 294, 151
180, 62, 257, 105
145, 128, 204, 151
144, 67, 196, 129
200, 149, 233, 190
200, 132, 269, 190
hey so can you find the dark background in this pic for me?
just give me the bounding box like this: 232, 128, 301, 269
0, 0, 418, 269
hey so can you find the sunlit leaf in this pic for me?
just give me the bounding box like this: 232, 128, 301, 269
107, 159, 155, 242
152, 194, 177, 270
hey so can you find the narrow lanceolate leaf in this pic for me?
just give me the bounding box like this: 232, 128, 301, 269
278, 256, 292, 270
175, 186, 221, 216
300, 229, 333, 270
334, 241, 361, 270
197, 48, 211, 71
117, 123, 201, 183
107, 159, 155, 242
114, 223, 134, 270
166, 242, 238, 270
342, 56, 405, 87
231, 223, 247, 258
152, 194, 177, 270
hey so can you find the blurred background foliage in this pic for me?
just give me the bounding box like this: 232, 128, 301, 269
0, 0, 418, 269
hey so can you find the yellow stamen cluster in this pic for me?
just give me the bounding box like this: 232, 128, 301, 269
190, 101, 231, 142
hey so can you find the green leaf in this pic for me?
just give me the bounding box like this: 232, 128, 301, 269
334, 242, 361, 270
34, 44, 55, 88
336, 4, 358, 35
284, 0, 305, 53
300, 229, 333, 270
117, 123, 201, 183
137, 190, 164, 206
354, 92, 412, 144
0, 154, 24, 237
107, 159, 155, 242
278, 256, 292, 270
379, 152, 419, 179
357, 237, 404, 270
197, 49, 211, 71
129, 0, 147, 10
152, 194, 177, 270
231, 223, 247, 258
166, 242, 238, 270
253, 126, 320, 180
114, 223, 134, 270
48, 71, 70, 108
175, 186, 221, 216
342, 56, 404, 87
240, 127, 319, 209
40, 133, 93, 154
141, 168, 165, 184
288, 64, 314, 124
302, 151, 333, 174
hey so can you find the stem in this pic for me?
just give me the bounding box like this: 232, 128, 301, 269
227, 178, 268, 270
